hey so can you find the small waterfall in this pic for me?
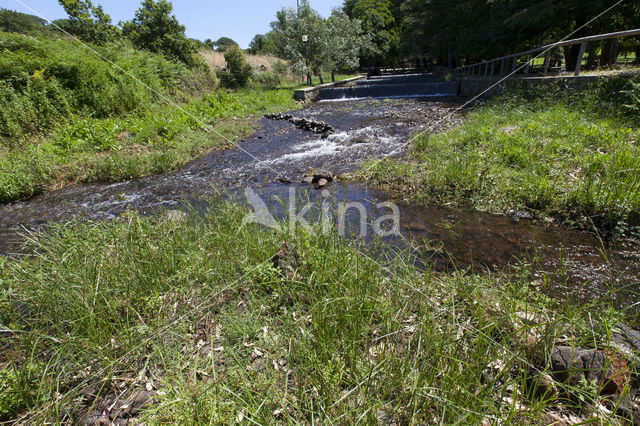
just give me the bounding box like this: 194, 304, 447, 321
319, 74, 459, 101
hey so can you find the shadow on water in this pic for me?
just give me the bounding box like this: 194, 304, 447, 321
0, 96, 638, 306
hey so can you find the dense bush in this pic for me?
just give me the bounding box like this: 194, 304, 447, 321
220, 47, 253, 89
0, 32, 214, 143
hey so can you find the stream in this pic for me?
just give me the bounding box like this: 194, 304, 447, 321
1, 96, 639, 304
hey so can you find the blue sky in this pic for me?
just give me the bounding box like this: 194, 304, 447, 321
2, 0, 344, 48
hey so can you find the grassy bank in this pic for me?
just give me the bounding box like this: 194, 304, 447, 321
0, 201, 636, 423
0, 31, 301, 202
359, 75, 640, 237
0, 88, 299, 202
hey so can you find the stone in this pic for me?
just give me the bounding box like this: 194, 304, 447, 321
310, 169, 335, 183
551, 346, 629, 394
301, 176, 314, 184
612, 324, 640, 353
315, 178, 329, 189
271, 242, 302, 275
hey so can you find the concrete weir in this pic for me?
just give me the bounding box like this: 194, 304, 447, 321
295, 73, 461, 102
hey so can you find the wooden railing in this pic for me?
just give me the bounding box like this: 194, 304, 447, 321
454, 28, 640, 78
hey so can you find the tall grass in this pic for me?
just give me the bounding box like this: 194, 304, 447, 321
0, 202, 636, 423
360, 74, 640, 237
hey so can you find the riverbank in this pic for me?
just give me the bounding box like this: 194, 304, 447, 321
359, 73, 640, 238
0, 88, 300, 203
1, 201, 638, 423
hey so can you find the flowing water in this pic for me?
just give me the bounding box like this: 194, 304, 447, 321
0, 94, 638, 303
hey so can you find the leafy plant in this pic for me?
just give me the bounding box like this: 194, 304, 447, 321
220, 47, 253, 89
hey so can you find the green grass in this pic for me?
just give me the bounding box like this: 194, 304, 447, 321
359, 76, 640, 237
0, 88, 300, 202
0, 201, 636, 423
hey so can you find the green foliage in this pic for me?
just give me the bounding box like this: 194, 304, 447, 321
343, 0, 399, 67
122, 0, 198, 66
253, 71, 282, 88
269, 1, 369, 82
220, 47, 253, 89
0, 9, 49, 35
0, 32, 213, 143
0, 363, 44, 422
214, 36, 238, 52
248, 33, 278, 55
57, 0, 119, 45
397, 0, 640, 66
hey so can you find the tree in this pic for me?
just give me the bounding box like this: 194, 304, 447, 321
269, 1, 368, 84
203, 38, 215, 50
220, 46, 253, 89
122, 0, 197, 66
57, 0, 118, 44
343, 0, 400, 70
214, 37, 239, 52
0, 9, 48, 34
323, 10, 372, 81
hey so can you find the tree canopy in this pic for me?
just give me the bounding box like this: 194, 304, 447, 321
268, 1, 371, 83
57, 0, 118, 44
122, 0, 197, 66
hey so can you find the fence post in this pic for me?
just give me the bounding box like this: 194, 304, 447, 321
525, 55, 531, 74
543, 51, 551, 76
490, 61, 495, 76
512, 56, 517, 73
574, 42, 587, 76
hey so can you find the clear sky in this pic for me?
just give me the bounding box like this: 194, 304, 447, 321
1, 0, 344, 48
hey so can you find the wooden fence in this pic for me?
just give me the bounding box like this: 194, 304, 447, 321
454, 28, 640, 78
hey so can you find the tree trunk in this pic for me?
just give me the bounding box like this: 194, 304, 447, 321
600, 39, 613, 67
585, 42, 598, 70
565, 15, 587, 72
306, 73, 312, 86
331, 70, 335, 83
610, 39, 619, 66
635, 46, 640, 66
318, 73, 324, 85
565, 45, 583, 72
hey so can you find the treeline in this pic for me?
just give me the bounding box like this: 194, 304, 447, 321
251, 0, 640, 71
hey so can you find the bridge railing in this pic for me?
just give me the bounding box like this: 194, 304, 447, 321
454, 28, 640, 78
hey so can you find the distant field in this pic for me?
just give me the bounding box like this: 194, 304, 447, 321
200, 50, 284, 71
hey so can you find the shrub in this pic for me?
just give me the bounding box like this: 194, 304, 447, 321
220, 47, 253, 89
253, 71, 281, 88
0, 32, 214, 144
272, 59, 289, 77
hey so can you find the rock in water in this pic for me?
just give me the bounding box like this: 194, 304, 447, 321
315, 178, 329, 189
310, 170, 335, 183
